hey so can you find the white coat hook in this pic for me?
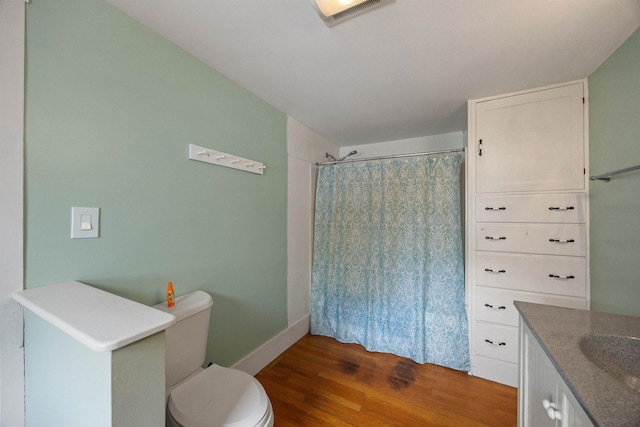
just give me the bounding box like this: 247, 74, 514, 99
188, 144, 265, 175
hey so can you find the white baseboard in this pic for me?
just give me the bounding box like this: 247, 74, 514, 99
232, 314, 310, 376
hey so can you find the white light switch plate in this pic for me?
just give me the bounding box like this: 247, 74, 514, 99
71, 207, 99, 239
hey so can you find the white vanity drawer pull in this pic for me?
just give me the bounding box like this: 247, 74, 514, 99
485, 236, 507, 240
548, 206, 575, 211
484, 206, 506, 211
484, 339, 506, 346
549, 238, 575, 243
548, 274, 575, 279
484, 268, 506, 273
484, 303, 507, 310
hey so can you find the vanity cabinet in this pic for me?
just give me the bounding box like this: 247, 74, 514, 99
466, 80, 589, 387
519, 322, 594, 427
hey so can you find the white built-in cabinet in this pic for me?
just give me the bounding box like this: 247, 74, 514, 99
519, 322, 594, 427
466, 80, 589, 387
474, 83, 585, 193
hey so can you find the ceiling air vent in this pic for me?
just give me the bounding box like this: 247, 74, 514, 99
312, 0, 395, 27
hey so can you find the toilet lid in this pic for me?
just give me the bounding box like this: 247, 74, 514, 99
168, 364, 271, 427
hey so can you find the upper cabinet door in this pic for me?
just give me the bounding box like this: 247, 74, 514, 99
475, 83, 585, 193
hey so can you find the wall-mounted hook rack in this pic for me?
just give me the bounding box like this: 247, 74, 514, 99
188, 144, 266, 175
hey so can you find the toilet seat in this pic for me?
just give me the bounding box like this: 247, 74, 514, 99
168, 364, 273, 427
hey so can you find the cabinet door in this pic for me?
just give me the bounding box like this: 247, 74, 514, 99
520, 324, 558, 427
475, 83, 585, 193
558, 378, 594, 427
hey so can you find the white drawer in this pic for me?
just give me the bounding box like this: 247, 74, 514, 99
475, 252, 587, 297
476, 193, 586, 224
474, 322, 519, 363
471, 355, 518, 388
476, 223, 586, 256
475, 287, 587, 327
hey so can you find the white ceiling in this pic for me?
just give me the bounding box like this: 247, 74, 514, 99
106, 0, 640, 146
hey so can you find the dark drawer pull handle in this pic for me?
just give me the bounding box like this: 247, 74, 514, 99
484, 303, 507, 310
549, 274, 576, 279
485, 339, 506, 346
485, 207, 506, 211
485, 236, 507, 240
549, 239, 575, 243
484, 268, 506, 273
549, 206, 575, 211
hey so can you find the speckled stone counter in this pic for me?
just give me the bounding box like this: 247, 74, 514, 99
515, 302, 640, 427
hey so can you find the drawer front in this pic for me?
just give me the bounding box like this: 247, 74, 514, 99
475, 287, 587, 327
475, 252, 586, 297
476, 223, 586, 256
472, 355, 518, 388
474, 322, 519, 363
476, 193, 586, 224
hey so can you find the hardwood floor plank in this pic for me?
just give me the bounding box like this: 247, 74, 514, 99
256, 334, 517, 426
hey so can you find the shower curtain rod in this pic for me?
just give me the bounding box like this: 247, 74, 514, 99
316, 147, 465, 166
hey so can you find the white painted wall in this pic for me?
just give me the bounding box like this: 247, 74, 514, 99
286, 118, 338, 328
0, 0, 25, 425
287, 157, 313, 325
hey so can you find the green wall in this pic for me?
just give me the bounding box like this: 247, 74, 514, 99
589, 27, 640, 316
25, 0, 287, 366
24, 312, 112, 426
24, 312, 166, 427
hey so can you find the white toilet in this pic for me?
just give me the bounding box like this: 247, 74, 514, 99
154, 290, 274, 427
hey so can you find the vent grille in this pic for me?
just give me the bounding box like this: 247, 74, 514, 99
315, 0, 394, 27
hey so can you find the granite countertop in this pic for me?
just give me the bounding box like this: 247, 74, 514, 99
515, 302, 640, 427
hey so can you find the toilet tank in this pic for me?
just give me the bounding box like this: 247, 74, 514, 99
153, 290, 214, 389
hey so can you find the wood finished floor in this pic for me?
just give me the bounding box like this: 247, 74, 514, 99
255, 334, 517, 427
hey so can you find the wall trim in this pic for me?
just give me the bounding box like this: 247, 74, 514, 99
232, 314, 310, 375
0, 0, 25, 425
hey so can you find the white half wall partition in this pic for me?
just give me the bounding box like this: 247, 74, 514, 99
287, 118, 339, 329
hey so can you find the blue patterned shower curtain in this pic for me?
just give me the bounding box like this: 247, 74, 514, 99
310, 153, 470, 371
